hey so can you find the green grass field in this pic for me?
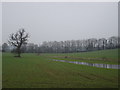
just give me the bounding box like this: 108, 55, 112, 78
47, 49, 119, 64
2, 49, 119, 88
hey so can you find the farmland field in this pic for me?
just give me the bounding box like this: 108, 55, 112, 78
2, 49, 119, 88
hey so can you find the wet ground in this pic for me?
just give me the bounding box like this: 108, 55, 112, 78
52, 59, 120, 69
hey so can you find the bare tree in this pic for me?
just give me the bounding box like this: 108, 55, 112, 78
108, 36, 118, 49
2, 43, 9, 52
8, 28, 29, 57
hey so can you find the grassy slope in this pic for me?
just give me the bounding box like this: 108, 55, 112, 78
47, 49, 119, 64
2, 49, 119, 88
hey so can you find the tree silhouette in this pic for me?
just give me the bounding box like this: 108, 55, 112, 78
8, 28, 29, 57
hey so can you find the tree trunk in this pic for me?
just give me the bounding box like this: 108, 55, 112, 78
15, 48, 21, 57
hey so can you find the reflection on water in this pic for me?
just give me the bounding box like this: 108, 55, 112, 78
52, 59, 120, 69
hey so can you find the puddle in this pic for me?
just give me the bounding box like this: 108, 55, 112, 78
52, 59, 120, 69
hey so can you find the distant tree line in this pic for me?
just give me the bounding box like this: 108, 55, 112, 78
1, 36, 120, 53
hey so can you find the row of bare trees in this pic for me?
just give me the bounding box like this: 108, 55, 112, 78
2, 29, 119, 58
2, 36, 120, 53
22, 36, 119, 53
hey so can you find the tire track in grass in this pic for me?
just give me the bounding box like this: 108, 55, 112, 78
89, 73, 117, 82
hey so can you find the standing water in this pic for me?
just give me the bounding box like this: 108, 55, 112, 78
52, 59, 120, 69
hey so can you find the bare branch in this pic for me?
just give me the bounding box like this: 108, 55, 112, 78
8, 28, 29, 57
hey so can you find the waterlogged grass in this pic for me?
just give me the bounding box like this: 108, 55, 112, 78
2, 49, 119, 88
47, 49, 119, 64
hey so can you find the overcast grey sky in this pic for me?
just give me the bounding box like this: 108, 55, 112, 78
2, 2, 118, 44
